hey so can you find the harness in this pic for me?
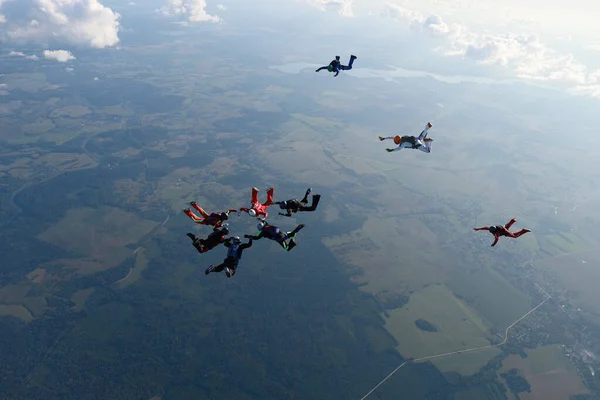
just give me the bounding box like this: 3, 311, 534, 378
403, 136, 417, 147
227, 242, 241, 259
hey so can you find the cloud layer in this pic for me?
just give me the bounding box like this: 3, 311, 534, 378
304, 0, 354, 17
160, 0, 220, 22
43, 49, 75, 62
9, 51, 39, 60
0, 0, 120, 48
381, 3, 600, 95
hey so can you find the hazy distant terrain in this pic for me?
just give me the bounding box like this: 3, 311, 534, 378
1, 8, 600, 400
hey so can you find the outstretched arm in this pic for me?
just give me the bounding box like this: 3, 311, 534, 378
279, 210, 293, 217
244, 232, 263, 240
491, 236, 499, 247
378, 136, 396, 141
473, 227, 490, 231
241, 239, 253, 249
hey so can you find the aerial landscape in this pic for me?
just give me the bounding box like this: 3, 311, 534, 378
1, 0, 600, 399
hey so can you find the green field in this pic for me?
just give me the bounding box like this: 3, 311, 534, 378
535, 249, 600, 323
116, 247, 149, 289
383, 284, 496, 375
500, 345, 588, 400
37, 206, 158, 273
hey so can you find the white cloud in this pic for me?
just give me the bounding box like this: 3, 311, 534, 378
8, 50, 38, 60
586, 43, 600, 52
160, 0, 221, 22
304, 0, 354, 17
0, 0, 120, 48
571, 85, 600, 98
43, 49, 75, 62
216, 4, 225, 10
380, 2, 600, 91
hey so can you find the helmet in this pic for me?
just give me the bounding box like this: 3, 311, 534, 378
257, 222, 265, 230
232, 236, 241, 243
489, 226, 498, 233
279, 201, 287, 209
248, 209, 257, 217
221, 227, 229, 235
220, 212, 229, 220
393, 135, 401, 145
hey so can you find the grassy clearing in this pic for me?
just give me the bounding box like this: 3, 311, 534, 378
22, 119, 55, 135
116, 248, 149, 289
383, 284, 495, 375
447, 264, 532, 331
37, 153, 96, 171
535, 249, 600, 323
0, 305, 34, 322
51, 105, 91, 118
26, 268, 47, 283
38, 206, 158, 272
541, 232, 590, 254
3, 73, 48, 92
71, 288, 95, 309
500, 345, 588, 400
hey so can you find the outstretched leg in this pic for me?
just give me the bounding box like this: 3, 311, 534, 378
512, 228, 531, 238
417, 122, 433, 140
417, 141, 432, 153
288, 224, 305, 238
190, 202, 210, 218
340, 55, 357, 71
299, 194, 321, 211
300, 188, 312, 204
264, 187, 275, 206
504, 218, 517, 230
316, 66, 328, 72
251, 187, 259, 205
183, 208, 204, 223
206, 262, 226, 275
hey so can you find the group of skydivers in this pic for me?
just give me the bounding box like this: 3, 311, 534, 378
183, 54, 532, 278
183, 187, 321, 278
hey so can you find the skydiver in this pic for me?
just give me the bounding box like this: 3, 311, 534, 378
316, 55, 357, 77
379, 122, 434, 153
474, 218, 531, 247
182, 201, 237, 227
238, 187, 274, 220
186, 226, 229, 254
278, 188, 321, 217
205, 236, 253, 278
244, 221, 304, 251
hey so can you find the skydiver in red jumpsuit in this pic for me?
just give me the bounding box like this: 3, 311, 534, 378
182, 201, 236, 227
474, 218, 531, 247
238, 187, 274, 220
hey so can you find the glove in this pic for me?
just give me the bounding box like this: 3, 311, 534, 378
386, 148, 394, 152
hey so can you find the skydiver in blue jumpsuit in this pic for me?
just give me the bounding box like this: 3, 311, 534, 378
316, 55, 357, 77
244, 221, 305, 251
205, 236, 253, 278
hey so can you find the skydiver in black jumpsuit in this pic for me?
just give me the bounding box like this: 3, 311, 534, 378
278, 188, 321, 217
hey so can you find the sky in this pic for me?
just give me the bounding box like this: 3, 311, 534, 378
1, 0, 599, 98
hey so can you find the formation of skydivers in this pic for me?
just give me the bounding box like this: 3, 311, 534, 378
183, 187, 319, 278
183, 54, 531, 278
